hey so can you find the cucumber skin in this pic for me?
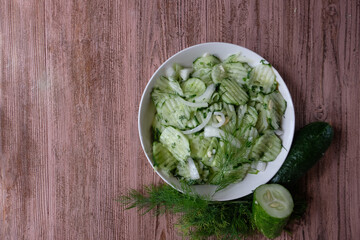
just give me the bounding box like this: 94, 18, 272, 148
253, 192, 289, 239
270, 122, 334, 187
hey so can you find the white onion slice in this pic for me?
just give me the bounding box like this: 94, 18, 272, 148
179, 68, 193, 81
204, 126, 241, 148
187, 157, 200, 180
256, 161, 267, 172
274, 128, 284, 136
204, 125, 223, 138
179, 97, 208, 108
193, 84, 216, 103
251, 161, 258, 169
165, 66, 176, 78
182, 112, 212, 135
212, 112, 226, 128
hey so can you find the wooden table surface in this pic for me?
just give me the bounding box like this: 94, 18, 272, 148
1, 0, 359, 239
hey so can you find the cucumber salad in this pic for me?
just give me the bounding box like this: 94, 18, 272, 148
151, 53, 286, 189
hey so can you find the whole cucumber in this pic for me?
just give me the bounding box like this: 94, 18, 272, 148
270, 122, 334, 187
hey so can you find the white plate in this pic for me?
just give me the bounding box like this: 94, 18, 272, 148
138, 42, 295, 201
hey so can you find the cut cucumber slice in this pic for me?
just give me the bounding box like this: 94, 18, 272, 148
219, 78, 249, 105
193, 54, 221, 70
181, 78, 206, 98
223, 62, 251, 84
152, 142, 178, 174
191, 68, 213, 85
250, 130, 281, 162
253, 184, 294, 239
248, 64, 277, 94
160, 126, 190, 163
211, 64, 227, 83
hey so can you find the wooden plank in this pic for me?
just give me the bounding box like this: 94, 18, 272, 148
0, 0, 359, 239
0, 0, 49, 239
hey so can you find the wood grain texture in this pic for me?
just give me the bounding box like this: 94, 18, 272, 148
0, 0, 359, 239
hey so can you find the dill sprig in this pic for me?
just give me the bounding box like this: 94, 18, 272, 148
119, 184, 255, 239
120, 184, 208, 215
215, 133, 251, 192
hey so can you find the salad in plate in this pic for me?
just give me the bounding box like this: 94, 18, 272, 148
151, 53, 286, 191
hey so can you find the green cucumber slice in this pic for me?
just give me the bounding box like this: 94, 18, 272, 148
211, 64, 227, 83
253, 184, 294, 239
193, 54, 221, 70
181, 78, 206, 98
160, 126, 190, 163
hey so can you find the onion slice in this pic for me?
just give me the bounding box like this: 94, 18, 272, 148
165, 66, 176, 79
251, 161, 268, 172
204, 126, 241, 148
274, 128, 284, 136
251, 161, 258, 169
256, 161, 267, 172
193, 84, 216, 103
182, 112, 212, 135
178, 97, 208, 108
187, 157, 200, 180
179, 68, 193, 81
212, 112, 226, 128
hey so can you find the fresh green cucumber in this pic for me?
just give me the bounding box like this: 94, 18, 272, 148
270, 122, 334, 187
253, 184, 294, 239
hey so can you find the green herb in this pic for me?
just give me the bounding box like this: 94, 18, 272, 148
246, 141, 252, 148
119, 184, 255, 239
214, 135, 249, 192
119, 184, 307, 240
260, 59, 272, 66
153, 128, 161, 141
179, 115, 187, 121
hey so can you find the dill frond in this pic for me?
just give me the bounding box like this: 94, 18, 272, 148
119, 184, 207, 216
119, 184, 255, 239
214, 134, 250, 192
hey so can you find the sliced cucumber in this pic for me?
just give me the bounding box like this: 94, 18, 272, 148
220, 79, 249, 105
152, 142, 178, 174
253, 184, 294, 239
220, 103, 237, 133
248, 64, 277, 94
241, 106, 258, 127
223, 62, 251, 84
250, 130, 281, 162
211, 64, 227, 83
191, 68, 213, 85
264, 91, 287, 130
160, 126, 190, 163
156, 96, 192, 130
187, 133, 211, 160
181, 78, 206, 98
193, 54, 221, 70
223, 53, 244, 63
